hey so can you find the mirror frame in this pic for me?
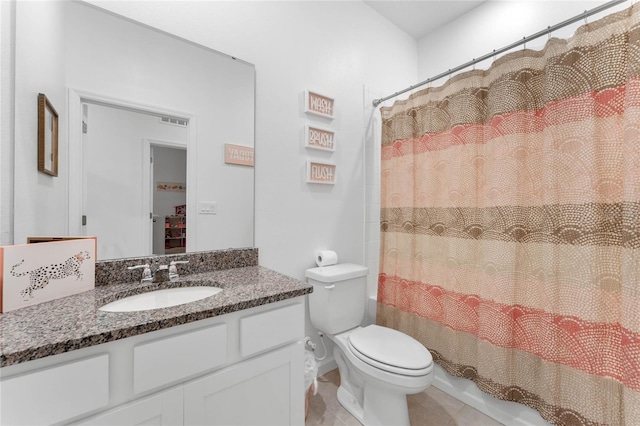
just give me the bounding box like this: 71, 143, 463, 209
37, 93, 59, 176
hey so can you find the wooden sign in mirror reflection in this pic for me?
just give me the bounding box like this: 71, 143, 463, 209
37, 93, 58, 176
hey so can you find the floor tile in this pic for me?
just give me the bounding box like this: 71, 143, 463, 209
451, 405, 505, 426
306, 369, 504, 426
408, 395, 456, 425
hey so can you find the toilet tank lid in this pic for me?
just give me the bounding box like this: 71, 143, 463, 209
305, 263, 368, 283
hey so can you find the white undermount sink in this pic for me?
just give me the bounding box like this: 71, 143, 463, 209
99, 286, 222, 312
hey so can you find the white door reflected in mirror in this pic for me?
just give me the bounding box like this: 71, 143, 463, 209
82, 103, 187, 260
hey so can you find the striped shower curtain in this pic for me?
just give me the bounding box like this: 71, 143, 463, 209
377, 5, 640, 426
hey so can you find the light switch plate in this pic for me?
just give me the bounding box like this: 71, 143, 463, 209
199, 202, 217, 215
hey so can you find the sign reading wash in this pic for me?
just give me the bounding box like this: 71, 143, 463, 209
304, 90, 334, 119
307, 160, 336, 185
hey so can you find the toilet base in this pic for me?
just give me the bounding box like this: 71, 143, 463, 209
337, 382, 410, 426
337, 385, 364, 423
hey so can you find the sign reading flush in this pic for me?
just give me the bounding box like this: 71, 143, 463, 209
307, 160, 336, 185
225, 144, 254, 167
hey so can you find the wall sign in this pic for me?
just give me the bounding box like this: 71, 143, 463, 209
305, 125, 335, 152
224, 143, 254, 167
304, 90, 334, 119
306, 160, 336, 185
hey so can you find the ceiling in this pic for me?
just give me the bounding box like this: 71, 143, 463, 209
363, 1, 486, 40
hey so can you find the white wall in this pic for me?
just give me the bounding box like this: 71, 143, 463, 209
417, 1, 629, 82
0, 0, 15, 246
13, 1, 68, 242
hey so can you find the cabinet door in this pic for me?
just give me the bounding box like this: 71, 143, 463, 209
0, 354, 109, 426
184, 343, 304, 426
75, 387, 183, 426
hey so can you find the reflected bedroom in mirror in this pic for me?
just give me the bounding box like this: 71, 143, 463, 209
11, 1, 255, 261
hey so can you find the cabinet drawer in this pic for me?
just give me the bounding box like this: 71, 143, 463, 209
134, 323, 227, 395
240, 302, 304, 357
0, 354, 109, 425
74, 386, 183, 426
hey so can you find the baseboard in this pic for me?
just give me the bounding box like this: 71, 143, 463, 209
432, 365, 551, 426
316, 357, 337, 377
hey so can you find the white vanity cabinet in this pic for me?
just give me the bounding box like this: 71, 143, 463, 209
0, 297, 306, 426
76, 387, 184, 426
184, 342, 303, 425
0, 354, 110, 425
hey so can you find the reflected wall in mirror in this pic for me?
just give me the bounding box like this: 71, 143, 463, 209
13, 1, 255, 260
37, 93, 58, 176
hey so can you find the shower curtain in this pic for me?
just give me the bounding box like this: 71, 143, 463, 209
377, 5, 640, 426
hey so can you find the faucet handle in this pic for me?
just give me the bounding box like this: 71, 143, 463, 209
169, 260, 189, 282
127, 264, 152, 283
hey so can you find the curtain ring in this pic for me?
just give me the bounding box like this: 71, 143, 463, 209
547, 26, 551, 41
523, 37, 527, 50
473, 59, 475, 71
584, 10, 588, 25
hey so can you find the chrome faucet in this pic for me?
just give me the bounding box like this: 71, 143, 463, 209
127, 261, 189, 284
127, 264, 152, 283
169, 260, 189, 282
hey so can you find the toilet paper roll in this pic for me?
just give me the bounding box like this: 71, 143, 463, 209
315, 250, 338, 267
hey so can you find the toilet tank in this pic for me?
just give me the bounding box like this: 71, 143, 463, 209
305, 263, 368, 334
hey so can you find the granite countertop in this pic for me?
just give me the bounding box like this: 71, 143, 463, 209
0, 265, 312, 368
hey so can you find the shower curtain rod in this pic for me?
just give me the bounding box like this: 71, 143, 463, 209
372, 0, 628, 107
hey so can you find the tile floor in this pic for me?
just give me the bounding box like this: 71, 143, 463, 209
306, 369, 504, 426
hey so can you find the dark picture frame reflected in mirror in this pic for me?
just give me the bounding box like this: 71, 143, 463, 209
37, 93, 58, 176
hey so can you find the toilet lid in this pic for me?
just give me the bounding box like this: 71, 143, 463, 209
347, 325, 433, 376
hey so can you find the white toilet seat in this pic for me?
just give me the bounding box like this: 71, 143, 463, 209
347, 325, 433, 377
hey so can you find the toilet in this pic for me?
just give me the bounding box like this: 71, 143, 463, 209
306, 263, 433, 426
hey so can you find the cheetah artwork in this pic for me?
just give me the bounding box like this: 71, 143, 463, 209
10, 251, 92, 300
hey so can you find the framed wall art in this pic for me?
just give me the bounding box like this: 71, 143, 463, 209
304, 125, 336, 152
0, 238, 96, 312
304, 90, 334, 119
306, 160, 336, 185
37, 93, 59, 176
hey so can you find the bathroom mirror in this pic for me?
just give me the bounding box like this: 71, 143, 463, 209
12, 1, 255, 260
